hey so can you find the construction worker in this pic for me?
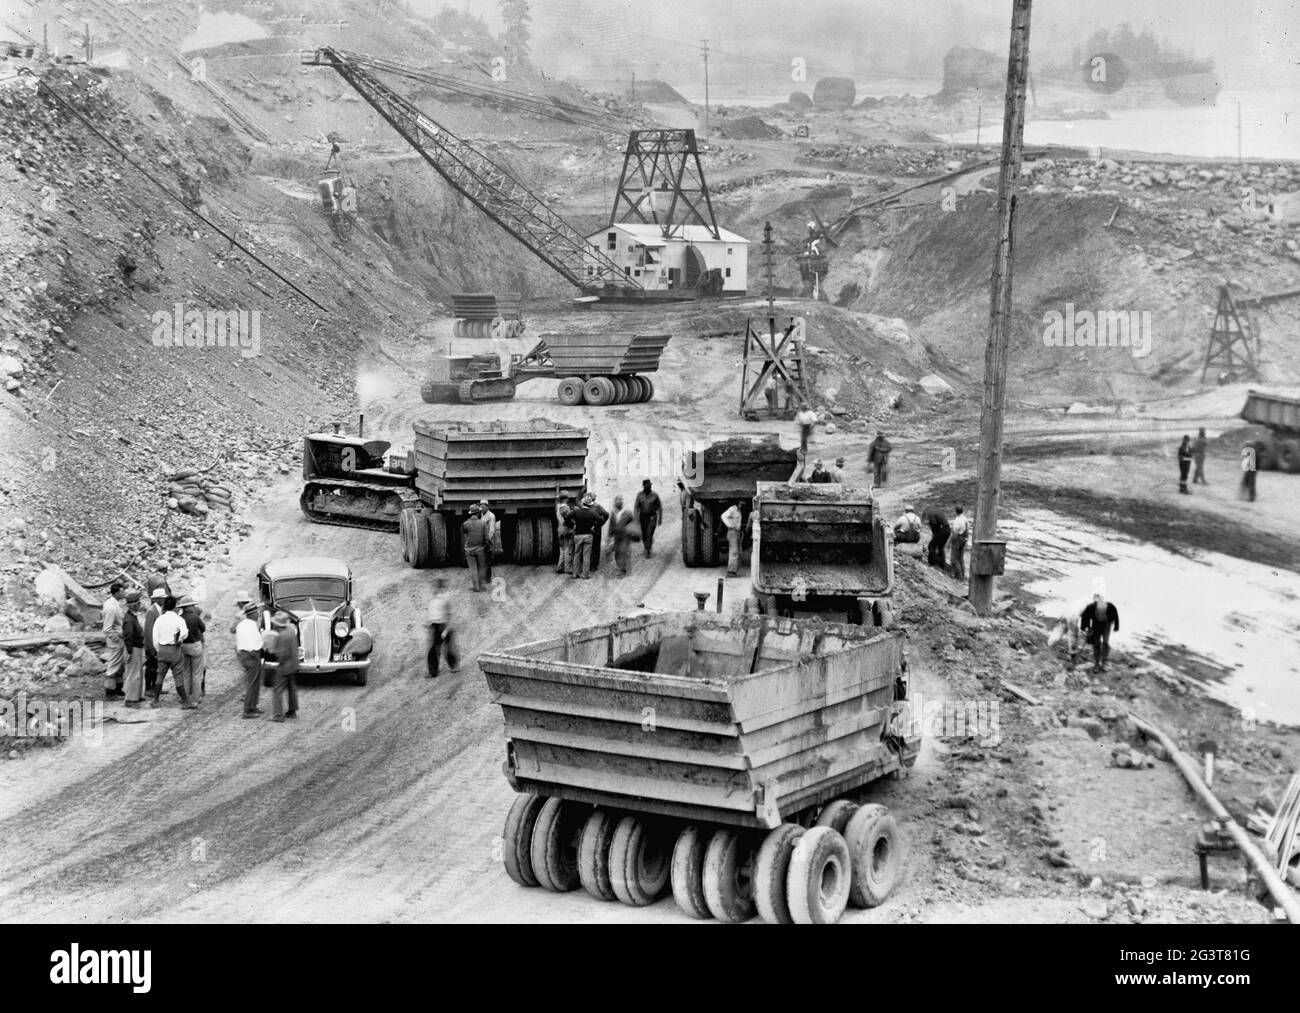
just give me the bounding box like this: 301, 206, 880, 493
1241, 444, 1258, 502
122, 591, 145, 708
426, 578, 458, 678
1080, 592, 1120, 674
556, 492, 575, 575
795, 405, 817, 456
232, 601, 264, 718
101, 582, 126, 699
868, 432, 892, 487
479, 500, 499, 582
922, 507, 950, 568
720, 501, 744, 576
1192, 427, 1208, 485
269, 612, 300, 723
893, 505, 922, 545
178, 594, 206, 709
1047, 600, 1086, 670
570, 494, 600, 579
808, 458, 833, 483
634, 479, 662, 557
150, 596, 188, 708
606, 496, 636, 576
1177, 435, 1193, 494
763, 374, 778, 411
948, 506, 969, 581
461, 504, 489, 592
828, 456, 846, 483
143, 588, 165, 696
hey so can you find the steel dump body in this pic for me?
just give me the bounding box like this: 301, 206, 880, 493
479, 611, 919, 829
686, 435, 798, 502
1242, 389, 1300, 434
752, 482, 892, 599
411, 419, 588, 512
536, 332, 671, 376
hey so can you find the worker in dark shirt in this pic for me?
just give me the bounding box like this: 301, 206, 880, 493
633, 480, 663, 557
179, 594, 207, 709
1177, 435, 1193, 494
461, 504, 489, 592
922, 507, 950, 568
868, 432, 892, 487
270, 612, 299, 722
1080, 593, 1120, 674
570, 495, 600, 578
808, 459, 833, 483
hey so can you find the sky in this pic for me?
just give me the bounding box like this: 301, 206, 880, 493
416, 1, 1300, 90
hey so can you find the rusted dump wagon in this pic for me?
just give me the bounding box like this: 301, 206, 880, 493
479, 610, 920, 924
511, 332, 671, 405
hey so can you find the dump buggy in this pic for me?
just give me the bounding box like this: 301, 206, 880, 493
479, 610, 920, 923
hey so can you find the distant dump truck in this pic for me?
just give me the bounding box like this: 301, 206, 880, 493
399, 419, 595, 569
751, 482, 894, 627
479, 610, 920, 924
1241, 389, 1300, 472
680, 435, 799, 567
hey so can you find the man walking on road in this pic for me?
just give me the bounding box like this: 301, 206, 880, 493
232, 600, 263, 717
606, 496, 636, 576
1080, 592, 1120, 674
426, 578, 458, 678
1192, 428, 1209, 485
269, 612, 299, 722
461, 504, 489, 592
948, 506, 969, 581
102, 582, 126, 699
868, 432, 892, 488
795, 406, 818, 456
721, 501, 744, 577
150, 596, 188, 708
1241, 444, 1258, 502
633, 480, 662, 557
1177, 435, 1193, 494
122, 591, 145, 708
570, 495, 599, 579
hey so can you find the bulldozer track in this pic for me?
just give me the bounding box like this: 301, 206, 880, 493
300, 482, 420, 532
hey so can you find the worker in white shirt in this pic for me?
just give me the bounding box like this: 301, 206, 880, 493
721, 501, 744, 576
795, 406, 817, 456
101, 582, 126, 698
150, 596, 189, 707
232, 600, 264, 717
948, 506, 970, 580
426, 578, 458, 678
893, 505, 922, 545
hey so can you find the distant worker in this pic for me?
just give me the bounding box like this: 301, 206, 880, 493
479, 500, 499, 582
1080, 591, 1120, 674
102, 582, 126, 699
143, 565, 172, 601
868, 432, 892, 487
426, 578, 458, 678
809, 458, 833, 483
122, 591, 145, 708
634, 479, 663, 558
893, 505, 922, 545
556, 492, 575, 575
233, 600, 264, 717
922, 507, 950, 568
948, 506, 969, 581
461, 504, 489, 593
763, 374, 779, 411
1192, 427, 1208, 485
570, 494, 600, 578
269, 612, 300, 723
828, 456, 846, 483
795, 405, 818, 455
1047, 600, 1086, 671
720, 501, 744, 577
1177, 435, 1193, 494
1240, 444, 1258, 502
606, 496, 637, 576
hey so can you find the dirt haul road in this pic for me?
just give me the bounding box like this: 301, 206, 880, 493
0, 317, 935, 924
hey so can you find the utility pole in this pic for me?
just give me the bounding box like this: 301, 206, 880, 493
970, 0, 1032, 616
976, 101, 982, 147
1237, 99, 1243, 165
700, 39, 710, 139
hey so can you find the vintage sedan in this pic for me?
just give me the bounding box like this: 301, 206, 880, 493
257, 557, 374, 685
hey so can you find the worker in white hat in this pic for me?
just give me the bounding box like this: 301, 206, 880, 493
232, 600, 264, 718
176, 593, 206, 710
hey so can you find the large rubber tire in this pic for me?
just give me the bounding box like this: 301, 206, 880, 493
702, 828, 758, 923
558, 377, 584, 406
426, 512, 448, 566
533, 516, 555, 564
452, 319, 465, 339
609, 815, 671, 906
641, 377, 655, 402
420, 381, 437, 404
631, 375, 649, 402
786, 826, 852, 925
1278, 439, 1300, 474
670, 824, 711, 919
1251, 439, 1277, 471
513, 518, 535, 564
844, 804, 903, 908
754, 823, 806, 925
399, 510, 412, 563
530, 797, 585, 893
409, 510, 433, 568
681, 507, 700, 567
577, 810, 620, 902
698, 509, 718, 567
608, 377, 626, 403
597, 377, 618, 406
816, 799, 860, 834
583, 377, 611, 406
502, 794, 548, 888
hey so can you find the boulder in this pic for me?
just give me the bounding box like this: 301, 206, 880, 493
919, 374, 954, 396
812, 76, 856, 109
940, 47, 1003, 97
788, 90, 813, 110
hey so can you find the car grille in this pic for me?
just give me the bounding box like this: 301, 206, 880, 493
299, 614, 332, 667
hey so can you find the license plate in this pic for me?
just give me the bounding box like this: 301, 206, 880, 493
337, 654, 353, 662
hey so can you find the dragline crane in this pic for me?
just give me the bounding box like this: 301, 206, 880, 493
302, 47, 639, 294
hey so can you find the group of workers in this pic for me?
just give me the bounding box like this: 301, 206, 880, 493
1177, 428, 1260, 502
100, 575, 207, 709
893, 503, 971, 580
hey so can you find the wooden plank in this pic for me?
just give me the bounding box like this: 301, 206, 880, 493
999, 679, 1041, 705
0, 631, 107, 651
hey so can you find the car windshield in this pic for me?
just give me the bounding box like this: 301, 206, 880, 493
271, 576, 347, 607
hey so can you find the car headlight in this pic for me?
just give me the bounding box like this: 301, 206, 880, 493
334, 621, 350, 638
